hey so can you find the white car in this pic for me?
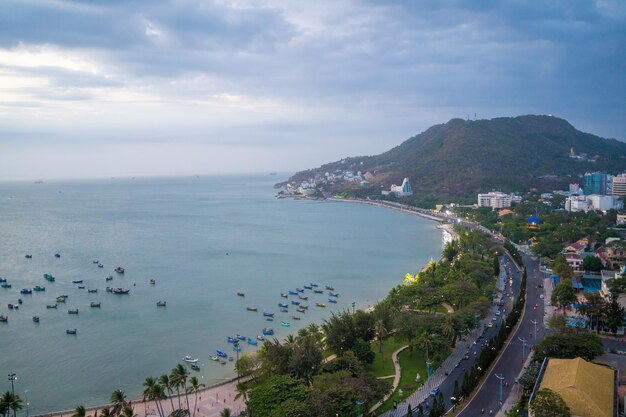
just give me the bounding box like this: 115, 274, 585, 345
495, 311, 501, 316
540, 294, 544, 299
492, 317, 497, 321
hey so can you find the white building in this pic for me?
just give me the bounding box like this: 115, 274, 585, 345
477, 191, 519, 209
613, 174, 626, 196
617, 214, 626, 226
565, 194, 623, 212
385, 178, 413, 197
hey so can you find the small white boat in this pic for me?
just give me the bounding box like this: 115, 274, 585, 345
183, 355, 198, 363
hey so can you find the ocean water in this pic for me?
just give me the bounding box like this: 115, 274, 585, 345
0, 175, 443, 414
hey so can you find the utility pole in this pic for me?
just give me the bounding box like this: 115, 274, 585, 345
356, 399, 364, 417
8, 373, 17, 417
518, 337, 527, 365
495, 373, 504, 410
459, 328, 467, 357
530, 320, 538, 344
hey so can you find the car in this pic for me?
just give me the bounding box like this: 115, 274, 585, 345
535, 303, 538, 308
492, 317, 497, 321
430, 388, 440, 396
540, 294, 544, 299
538, 284, 543, 288
488, 322, 494, 328
496, 311, 501, 316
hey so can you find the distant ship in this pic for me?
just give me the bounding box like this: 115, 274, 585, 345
269, 172, 277, 176
34, 180, 44, 184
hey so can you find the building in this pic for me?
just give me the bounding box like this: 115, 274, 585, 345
570, 183, 582, 194
387, 178, 413, 197
566, 195, 590, 212
583, 172, 611, 195
613, 174, 626, 197
565, 194, 623, 213
617, 214, 626, 226
564, 252, 584, 273
477, 191, 520, 209
529, 357, 616, 417
606, 241, 626, 270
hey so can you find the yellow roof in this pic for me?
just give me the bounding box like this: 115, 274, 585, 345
539, 357, 614, 417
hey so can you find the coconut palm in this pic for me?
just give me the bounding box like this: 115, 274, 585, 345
143, 377, 165, 417
72, 405, 86, 417
234, 383, 250, 403
0, 391, 22, 417
121, 406, 136, 417
219, 408, 231, 417
109, 389, 127, 416
441, 316, 456, 346
159, 374, 176, 413
99, 408, 113, 417
186, 376, 205, 417
170, 364, 190, 413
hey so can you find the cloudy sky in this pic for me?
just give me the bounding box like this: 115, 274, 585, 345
1, 0, 625, 180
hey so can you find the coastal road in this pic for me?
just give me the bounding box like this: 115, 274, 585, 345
455, 252, 546, 417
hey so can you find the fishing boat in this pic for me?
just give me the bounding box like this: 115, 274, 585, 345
227, 336, 237, 344
105, 276, 113, 281
56, 296, 66, 303
316, 303, 327, 308
0, 277, 5, 283
115, 267, 125, 274
191, 364, 200, 371
156, 301, 166, 307
66, 329, 77, 335
304, 285, 313, 290
288, 290, 298, 295
72, 280, 83, 284
210, 356, 220, 362
263, 312, 275, 317
18, 299, 23, 304
47, 304, 57, 309
256, 335, 266, 341
313, 289, 323, 294
78, 285, 85, 289
8, 304, 15, 309
44, 274, 55, 282
296, 307, 306, 313
0, 316, 7, 322
113, 288, 130, 294
280, 308, 288, 313
221, 361, 226, 366
262, 328, 274, 335
291, 300, 300, 306
325, 286, 335, 291
21, 288, 32, 294
33, 286, 45, 292
296, 288, 304, 293
93, 260, 99, 264
300, 304, 309, 310
280, 293, 288, 298
183, 355, 198, 363
237, 292, 245, 297
266, 317, 274, 321
25, 254, 32, 259
310, 283, 318, 287
1, 284, 11, 289
68, 309, 79, 314
329, 298, 337, 304
246, 307, 258, 312
149, 278, 156, 285
54, 253, 61, 258
88, 289, 98, 293
90, 302, 101, 308
233, 345, 242, 352
247, 338, 258, 345
278, 303, 288, 308
98, 264, 103, 268
329, 292, 339, 297
216, 350, 228, 358
299, 295, 308, 301
292, 315, 301, 320
106, 287, 113, 293
281, 321, 290, 327
32, 316, 40, 323
236, 334, 246, 340
228, 357, 234, 362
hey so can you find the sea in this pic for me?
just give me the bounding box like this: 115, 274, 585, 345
0, 175, 444, 414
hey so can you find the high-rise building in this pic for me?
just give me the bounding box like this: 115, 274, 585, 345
583, 172, 611, 195
477, 191, 519, 209
612, 174, 626, 196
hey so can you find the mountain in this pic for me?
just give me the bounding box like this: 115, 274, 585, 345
282, 115, 626, 201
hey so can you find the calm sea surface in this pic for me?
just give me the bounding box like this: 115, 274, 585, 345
0, 175, 443, 414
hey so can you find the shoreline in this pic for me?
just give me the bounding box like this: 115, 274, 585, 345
34, 196, 451, 417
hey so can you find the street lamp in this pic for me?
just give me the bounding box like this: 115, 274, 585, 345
459, 328, 467, 357
7, 373, 17, 417
530, 320, 538, 344
518, 337, 527, 365
356, 399, 364, 417
495, 374, 504, 410
24, 390, 29, 417
426, 360, 433, 391
352, 302, 356, 314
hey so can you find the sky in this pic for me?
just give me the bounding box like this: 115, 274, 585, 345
1, 0, 625, 180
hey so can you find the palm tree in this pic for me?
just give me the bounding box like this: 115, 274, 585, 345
143, 377, 165, 417
285, 334, 296, 345
72, 405, 86, 417
0, 391, 22, 417
441, 316, 456, 347
99, 408, 113, 417
170, 364, 191, 413
234, 383, 250, 403
159, 374, 176, 413
121, 406, 136, 417
110, 389, 127, 416
219, 408, 231, 417
186, 377, 205, 417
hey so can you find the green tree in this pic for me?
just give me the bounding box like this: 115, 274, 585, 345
143, 377, 165, 417
551, 281, 577, 312
552, 255, 573, 281
352, 310, 375, 341
407, 403, 413, 417
110, 390, 127, 416
289, 335, 323, 386
158, 374, 176, 413
352, 339, 375, 365
320, 351, 364, 376
519, 361, 541, 394
72, 405, 86, 417
533, 333, 603, 363
582, 256, 603, 272
530, 388, 571, 417
247, 375, 309, 417
219, 409, 231, 417
322, 310, 359, 355
417, 403, 424, 417
0, 392, 22, 417
606, 290, 625, 334
186, 376, 205, 417
170, 363, 191, 412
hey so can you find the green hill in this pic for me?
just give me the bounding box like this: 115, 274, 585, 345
283, 115, 626, 201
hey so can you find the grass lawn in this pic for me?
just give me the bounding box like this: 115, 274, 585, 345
368, 336, 407, 377
376, 347, 429, 414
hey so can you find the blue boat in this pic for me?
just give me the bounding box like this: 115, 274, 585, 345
227, 337, 237, 344
247, 338, 258, 345
304, 285, 313, 290
236, 334, 245, 340
20, 288, 32, 294
0, 278, 6, 283
262, 328, 274, 335
288, 290, 297, 295
72, 280, 83, 284
228, 357, 234, 362
55, 253, 61, 258
233, 346, 241, 352
310, 283, 318, 287
291, 300, 300, 305
191, 364, 200, 371
216, 350, 228, 358
296, 288, 304, 293
18, 299, 23, 304
263, 312, 274, 317
329, 298, 337, 304
329, 292, 339, 297
280, 308, 288, 313
278, 303, 288, 308
325, 286, 334, 291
